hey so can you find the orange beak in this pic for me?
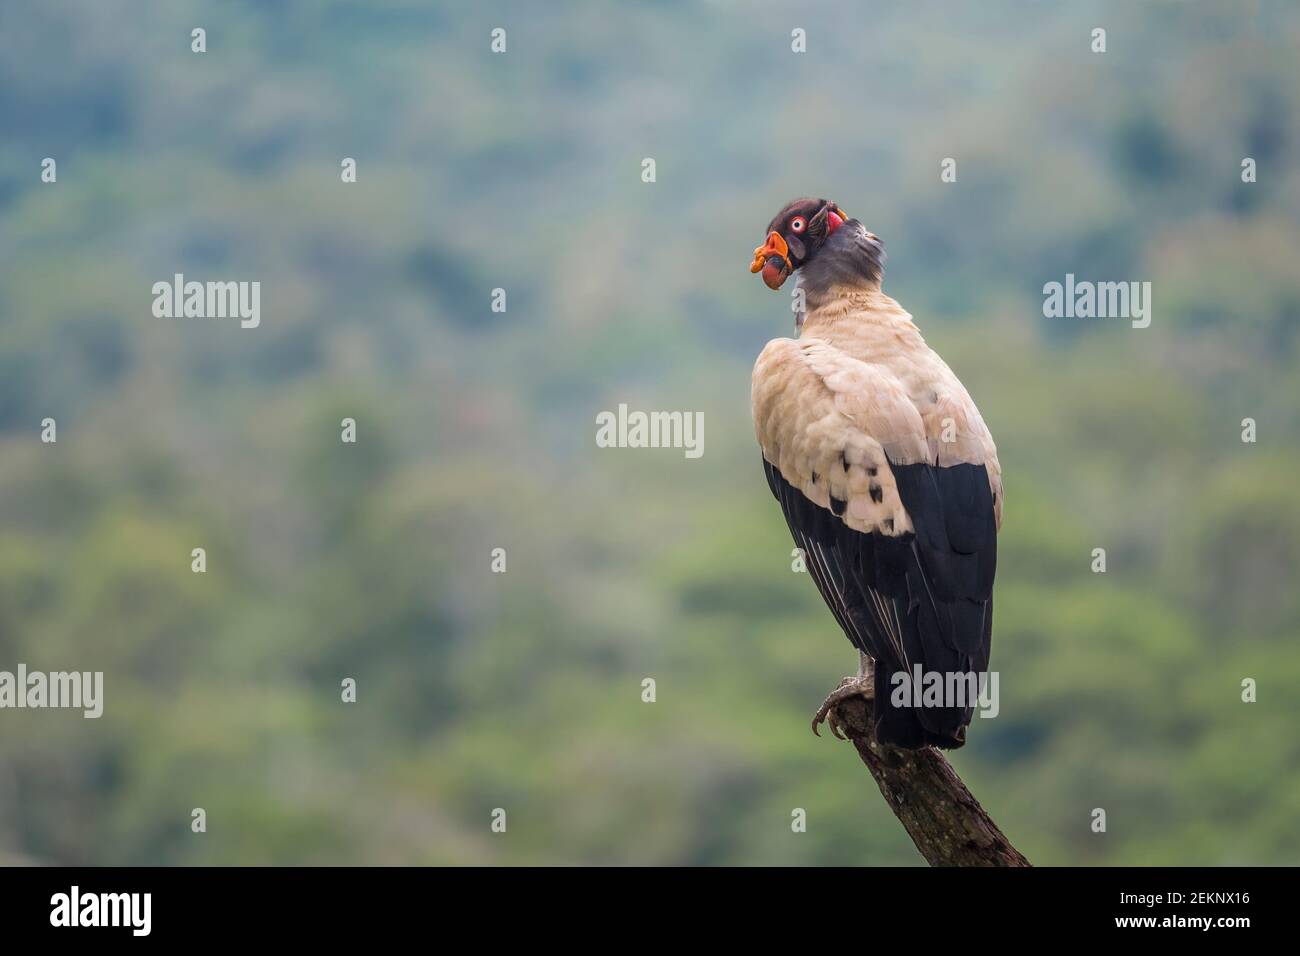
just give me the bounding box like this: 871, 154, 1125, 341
749, 231, 792, 290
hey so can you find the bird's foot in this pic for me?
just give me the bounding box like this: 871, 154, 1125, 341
811, 675, 874, 740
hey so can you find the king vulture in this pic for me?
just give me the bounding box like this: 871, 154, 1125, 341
749, 198, 1002, 750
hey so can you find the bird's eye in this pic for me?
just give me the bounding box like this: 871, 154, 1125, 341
790, 217, 806, 233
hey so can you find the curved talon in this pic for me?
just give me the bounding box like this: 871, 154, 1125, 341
830, 705, 849, 740
810, 675, 873, 740
828, 713, 846, 740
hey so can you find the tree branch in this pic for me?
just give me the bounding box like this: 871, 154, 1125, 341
832, 696, 1031, 867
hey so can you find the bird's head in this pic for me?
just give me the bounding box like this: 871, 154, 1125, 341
749, 197, 850, 290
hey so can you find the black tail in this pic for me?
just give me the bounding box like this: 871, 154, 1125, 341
872, 662, 972, 750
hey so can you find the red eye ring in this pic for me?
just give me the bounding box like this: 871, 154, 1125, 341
790, 217, 806, 233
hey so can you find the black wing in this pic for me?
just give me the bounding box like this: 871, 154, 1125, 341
764, 455, 996, 749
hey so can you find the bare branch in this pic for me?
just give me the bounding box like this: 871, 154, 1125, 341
833, 696, 1031, 867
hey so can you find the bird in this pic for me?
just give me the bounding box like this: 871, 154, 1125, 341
749, 197, 1002, 750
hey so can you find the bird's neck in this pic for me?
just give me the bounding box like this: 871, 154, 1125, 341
798, 287, 926, 358
796, 221, 885, 309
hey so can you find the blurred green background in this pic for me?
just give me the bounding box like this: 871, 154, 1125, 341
1, 0, 1298, 865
